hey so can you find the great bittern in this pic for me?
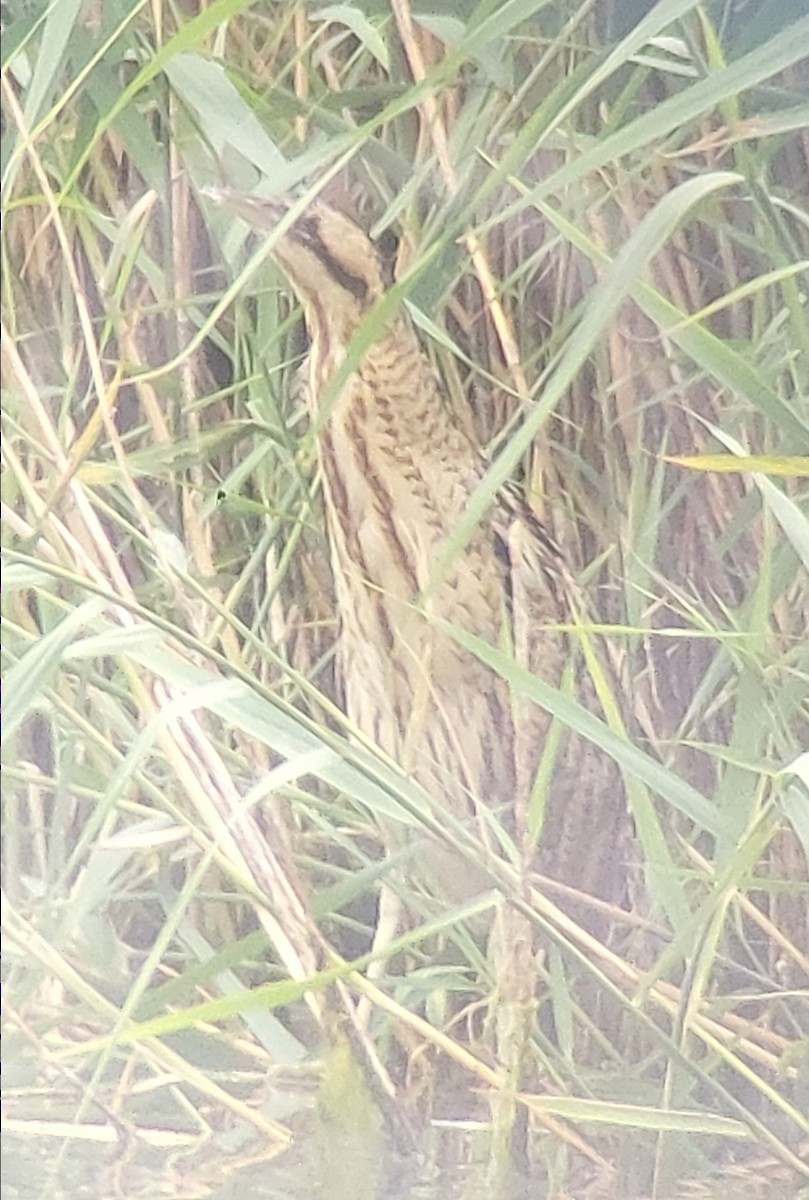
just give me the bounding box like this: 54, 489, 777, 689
214, 190, 626, 899
212, 187, 629, 1179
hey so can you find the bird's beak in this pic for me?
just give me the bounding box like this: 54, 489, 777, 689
202, 186, 290, 230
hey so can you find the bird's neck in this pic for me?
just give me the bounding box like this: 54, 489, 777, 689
305, 314, 473, 458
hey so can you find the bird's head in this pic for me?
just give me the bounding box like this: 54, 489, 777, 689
206, 189, 387, 340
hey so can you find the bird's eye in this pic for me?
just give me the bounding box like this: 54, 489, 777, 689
376, 229, 399, 286
376, 229, 400, 260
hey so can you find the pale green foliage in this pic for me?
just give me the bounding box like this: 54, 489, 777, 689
2, 1, 808, 1195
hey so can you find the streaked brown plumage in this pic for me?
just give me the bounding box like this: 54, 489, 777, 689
213, 188, 632, 1185
214, 189, 627, 906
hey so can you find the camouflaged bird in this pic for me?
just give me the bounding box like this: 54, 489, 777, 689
210, 186, 635, 1191
211, 188, 628, 910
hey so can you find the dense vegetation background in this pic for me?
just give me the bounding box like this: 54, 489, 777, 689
2, 1, 808, 1197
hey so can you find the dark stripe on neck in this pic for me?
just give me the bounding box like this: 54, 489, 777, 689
294, 218, 370, 302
